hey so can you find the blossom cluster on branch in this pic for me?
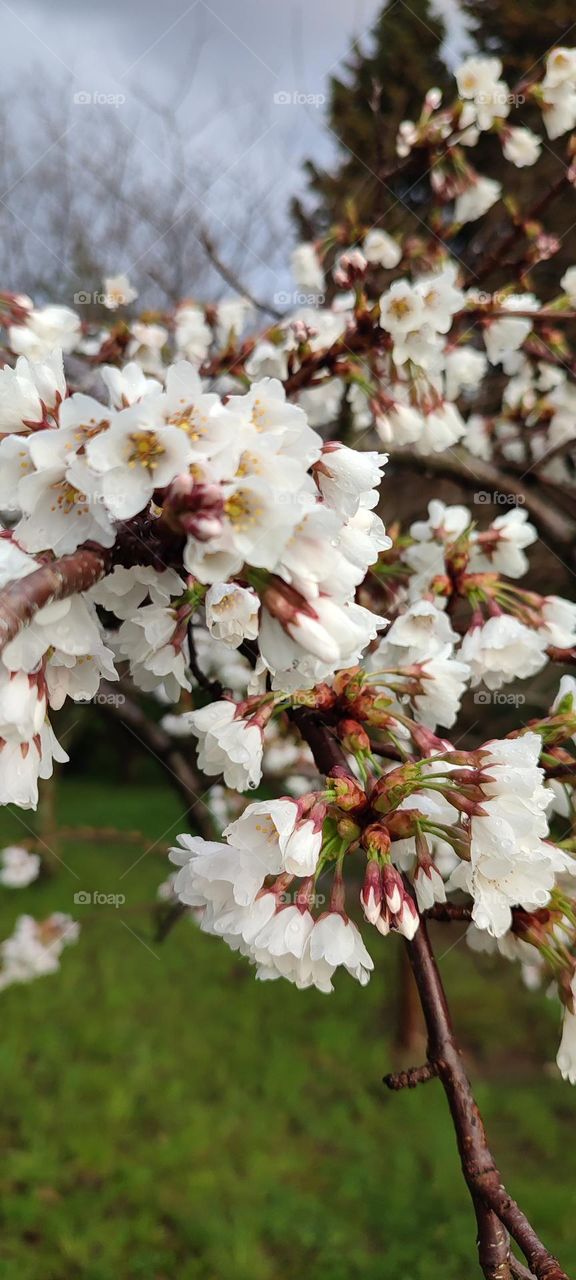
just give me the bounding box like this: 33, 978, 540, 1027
2, 42, 576, 1278
0, 47, 576, 1060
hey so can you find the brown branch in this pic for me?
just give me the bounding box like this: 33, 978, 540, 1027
384, 1061, 438, 1090
290, 706, 344, 775
387, 450, 576, 561
0, 546, 111, 654
155, 900, 189, 942
426, 903, 473, 923
511, 1259, 538, 1280
469, 173, 568, 288
406, 917, 569, 1280
199, 227, 284, 320
293, 712, 570, 1280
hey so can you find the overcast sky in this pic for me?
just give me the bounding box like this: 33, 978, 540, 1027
0, 0, 473, 300
3, 0, 391, 174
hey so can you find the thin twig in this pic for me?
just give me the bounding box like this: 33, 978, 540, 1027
187, 622, 223, 697
384, 1062, 438, 1090
199, 227, 284, 319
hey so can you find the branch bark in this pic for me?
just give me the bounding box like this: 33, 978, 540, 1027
405, 917, 569, 1280
0, 546, 111, 655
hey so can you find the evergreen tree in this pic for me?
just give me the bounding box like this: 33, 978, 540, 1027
294, 0, 451, 236
294, 0, 575, 269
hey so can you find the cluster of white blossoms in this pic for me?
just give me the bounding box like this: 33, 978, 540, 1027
169, 798, 373, 993
0, 341, 390, 804
1, 43, 576, 1088
0, 844, 40, 888
0, 913, 79, 991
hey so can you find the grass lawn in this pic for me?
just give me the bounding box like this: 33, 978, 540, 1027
0, 778, 574, 1280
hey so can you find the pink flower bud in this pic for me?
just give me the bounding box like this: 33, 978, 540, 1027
394, 895, 419, 940
361, 860, 382, 925
382, 864, 403, 915
328, 766, 367, 813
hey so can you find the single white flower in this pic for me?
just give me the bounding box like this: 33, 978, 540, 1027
456, 56, 503, 101
102, 274, 138, 310
415, 264, 465, 335
215, 298, 254, 345
0, 349, 65, 432
544, 47, 576, 90
225, 797, 323, 877
362, 229, 402, 268
8, 306, 80, 361
414, 862, 446, 912
459, 616, 547, 690
309, 914, 374, 986
560, 265, 576, 301
205, 582, 259, 648
116, 604, 191, 702
541, 82, 576, 139
379, 280, 425, 335
85, 401, 192, 519
184, 700, 263, 790
375, 401, 423, 447
0, 845, 41, 888
454, 177, 501, 224
174, 304, 212, 364
14, 456, 116, 555
502, 126, 541, 167
444, 347, 487, 401
314, 442, 387, 517
449, 734, 575, 937
0, 913, 78, 988
0, 724, 68, 810
101, 362, 161, 408
469, 509, 537, 579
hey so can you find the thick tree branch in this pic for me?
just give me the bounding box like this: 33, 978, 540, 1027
0, 546, 111, 654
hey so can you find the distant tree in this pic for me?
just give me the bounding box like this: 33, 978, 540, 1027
294, 0, 576, 290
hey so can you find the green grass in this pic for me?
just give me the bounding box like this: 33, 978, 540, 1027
0, 778, 575, 1279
